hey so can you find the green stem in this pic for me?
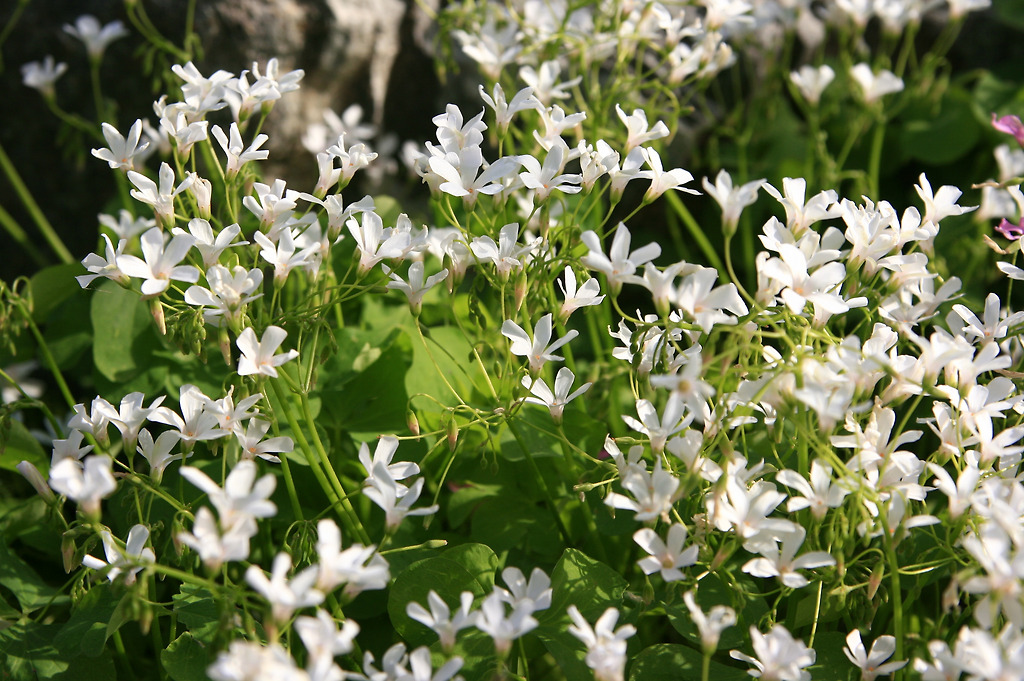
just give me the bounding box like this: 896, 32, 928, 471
13, 298, 76, 410
298, 391, 371, 544
664, 191, 724, 272
0, 203, 48, 267
867, 118, 886, 200
0, 141, 74, 264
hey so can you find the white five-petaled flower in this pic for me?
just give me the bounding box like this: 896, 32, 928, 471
742, 525, 836, 588
502, 313, 579, 374
558, 266, 604, 322
790, 65, 836, 105
702, 169, 765, 235
246, 552, 324, 625
92, 120, 150, 172
406, 590, 478, 652
567, 605, 636, 681
236, 325, 299, 377
731, 624, 815, 681
470, 222, 538, 280
81, 524, 155, 584
49, 455, 117, 516
180, 459, 277, 526
850, 63, 904, 104
116, 226, 199, 298
212, 122, 270, 177
64, 15, 129, 59
844, 630, 907, 681
22, 56, 67, 97
127, 163, 194, 228
616, 104, 670, 152
581, 223, 661, 294
633, 523, 698, 581
683, 590, 737, 654
521, 367, 592, 424
384, 261, 449, 315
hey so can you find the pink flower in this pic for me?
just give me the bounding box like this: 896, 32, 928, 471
992, 113, 1024, 147
995, 218, 1024, 240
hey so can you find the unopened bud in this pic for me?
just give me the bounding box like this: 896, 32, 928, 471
513, 270, 528, 313
219, 327, 232, 366
407, 410, 420, 436
150, 299, 166, 335
447, 416, 459, 452
867, 561, 885, 600
189, 174, 212, 220
61, 532, 77, 573
16, 461, 54, 502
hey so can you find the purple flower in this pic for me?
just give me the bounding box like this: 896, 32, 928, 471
992, 113, 1024, 147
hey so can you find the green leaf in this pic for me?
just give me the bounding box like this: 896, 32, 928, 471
0, 417, 48, 474
162, 632, 212, 681
0, 535, 60, 612
0, 620, 117, 681
90, 281, 160, 382
899, 90, 981, 165
542, 549, 628, 624
172, 583, 222, 644
498, 410, 563, 462
28, 264, 84, 323
628, 643, 749, 681
53, 584, 124, 657
405, 324, 485, 413
388, 543, 498, 645
320, 340, 411, 438
994, 0, 1024, 31
469, 497, 560, 557
447, 482, 504, 528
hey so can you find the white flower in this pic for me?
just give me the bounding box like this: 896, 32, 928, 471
212, 122, 269, 177
384, 261, 449, 315
502, 313, 579, 374
236, 326, 299, 378
177, 507, 257, 571
850, 63, 904, 104
521, 367, 592, 424
790, 65, 835, 105
127, 163, 194, 227
64, 15, 129, 58
844, 630, 906, 681
246, 552, 324, 624
81, 524, 154, 585
683, 591, 736, 653
21, 56, 67, 97
49, 455, 116, 516
406, 590, 477, 652
731, 624, 815, 681
180, 459, 277, 526
567, 606, 636, 681
633, 523, 698, 581
92, 121, 150, 172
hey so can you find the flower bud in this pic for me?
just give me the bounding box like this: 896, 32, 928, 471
150, 299, 166, 335
447, 416, 459, 452
189, 174, 212, 220
867, 561, 885, 600
513, 270, 528, 313
61, 532, 77, 573
407, 410, 420, 436
17, 461, 54, 502
219, 327, 232, 366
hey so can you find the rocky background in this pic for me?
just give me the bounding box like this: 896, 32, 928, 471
0, 0, 443, 281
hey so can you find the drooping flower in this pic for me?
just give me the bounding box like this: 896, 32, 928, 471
236, 326, 299, 378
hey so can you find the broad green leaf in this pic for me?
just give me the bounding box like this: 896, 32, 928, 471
542, 548, 628, 624
0, 417, 48, 473
320, 341, 411, 438
172, 584, 222, 643
53, 584, 124, 657
629, 643, 749, 681
28, 263, 84, 323
0, 620, 117, 681
498, 410, 563, 462
447, 482, 504, 528
0, 535, 60, 612
90, 281, 160, 382
470, 497, 560, 557
388, 543, 498, 645
405, 324, 485, 412
899, 90, 980, 165
162, 632, 212, 681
